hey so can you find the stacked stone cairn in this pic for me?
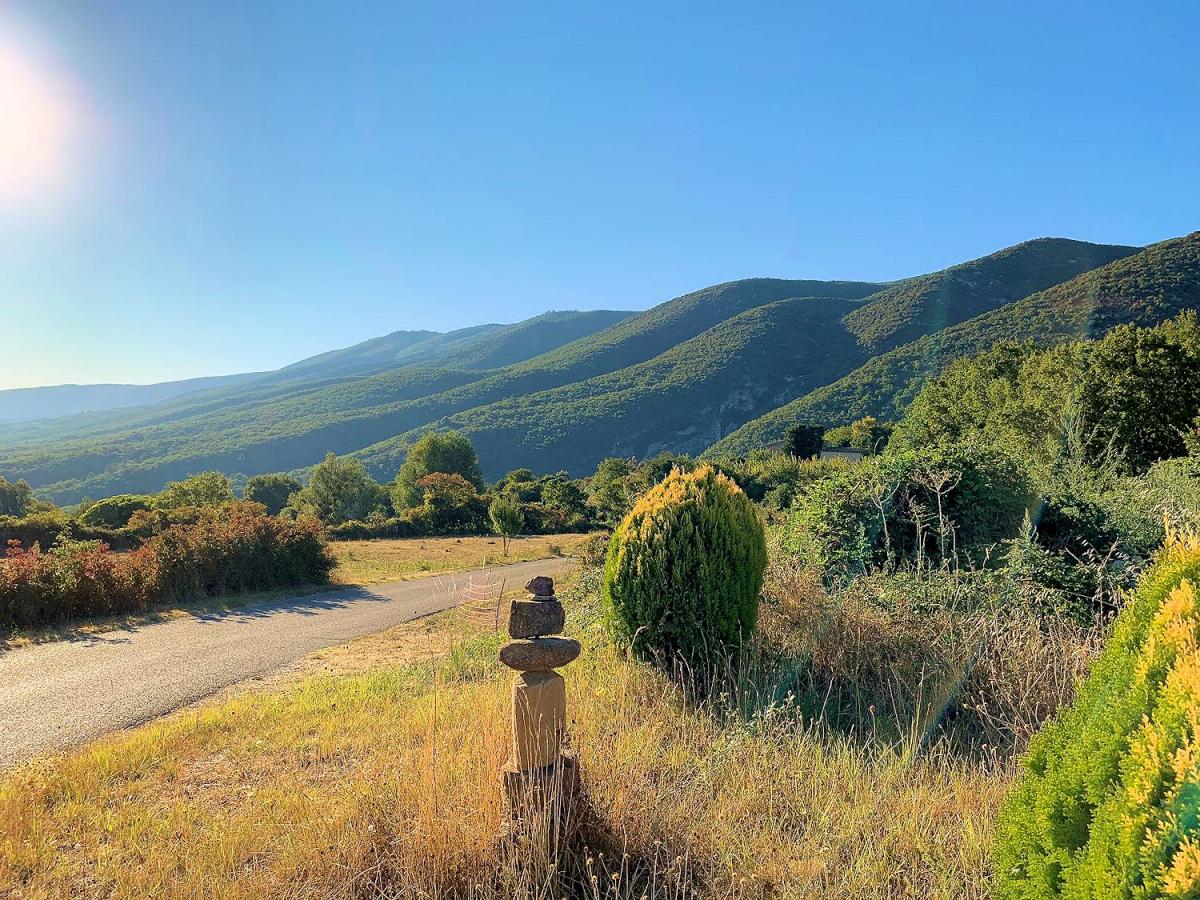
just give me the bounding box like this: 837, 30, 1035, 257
498, 575, 581, 837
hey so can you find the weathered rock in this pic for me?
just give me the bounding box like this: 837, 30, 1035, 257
508, 598, 565, 639
525, 576, 555, 597
499, 637, 581, 671
511, 670, 566, 769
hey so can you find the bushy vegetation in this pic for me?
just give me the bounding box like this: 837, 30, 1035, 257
604, 466, 766, 666
76, 493, 155, 528
392, 430, 485, 509
0, 475, 35, 517
0, 504, 334, 630
788, 444, 1031, 580
243, 473, 301, 516
893, 314, 1200, 476
822, 415, 893, 453
995, 532, 1200, 898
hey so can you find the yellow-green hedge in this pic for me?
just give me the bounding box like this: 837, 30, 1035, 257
995, 530, 1200, 898
602, 465, 766, 666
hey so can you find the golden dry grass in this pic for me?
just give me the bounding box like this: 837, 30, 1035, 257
0, 576, 1010, 899
330, 533, 592, 585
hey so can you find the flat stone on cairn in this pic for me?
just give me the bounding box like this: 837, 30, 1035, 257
499, 575, 581, 837
499, 637, 580, 670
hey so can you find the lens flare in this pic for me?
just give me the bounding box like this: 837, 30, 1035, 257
0, 25, 76, 207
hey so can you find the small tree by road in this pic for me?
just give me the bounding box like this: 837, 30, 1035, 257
489, 496, 524, 555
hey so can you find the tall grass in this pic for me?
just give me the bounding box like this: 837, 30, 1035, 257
0, 561, 1067, 899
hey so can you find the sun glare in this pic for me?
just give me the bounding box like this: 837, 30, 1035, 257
0, 26, 77, 207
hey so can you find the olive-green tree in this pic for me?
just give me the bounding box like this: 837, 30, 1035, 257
488, 495, 524, 555
393, 431, 485, 510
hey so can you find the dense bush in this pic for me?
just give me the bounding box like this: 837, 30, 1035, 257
157, 471, 235, 509
0, 476, 35, 517
711, 451, 851, 510
603, 465, 766, 666
0, 511, 147, 552
994, 531, 1200, 898
77, 494, 155, 528
243, 473, 302, 516
393, 431, 485, 509
894, 314, 1200, 477
289, 452, 387, 524
788, 444, 1031, 580
822, 416, 893, 453
0, 508, 335, 630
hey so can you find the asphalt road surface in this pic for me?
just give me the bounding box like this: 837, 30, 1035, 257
0, 557, 573, 768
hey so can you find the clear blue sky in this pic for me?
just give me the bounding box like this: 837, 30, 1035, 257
1, 1, 1197, 389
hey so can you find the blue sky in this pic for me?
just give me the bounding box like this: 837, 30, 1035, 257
1, 1, 1197, 389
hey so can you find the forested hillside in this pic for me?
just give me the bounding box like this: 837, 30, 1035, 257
412, 237, 1140, 477
841, 237, 1138, 350
353, 296, 866, 478
4, 232, 1191, 500
0, 280, 879, 501
710, 232, 1200, 456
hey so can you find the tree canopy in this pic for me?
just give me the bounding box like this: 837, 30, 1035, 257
393, 431, 484, 509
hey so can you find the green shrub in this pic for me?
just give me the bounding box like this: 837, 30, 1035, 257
243, 473, 302, 516
603, 465, 766, 666
994, 531, 1200, 898
788, 444, 1031, 581
0, 507, 335, 630
77, 494, 154, 528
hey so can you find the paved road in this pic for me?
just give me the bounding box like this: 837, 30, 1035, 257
0, 557, 573, 768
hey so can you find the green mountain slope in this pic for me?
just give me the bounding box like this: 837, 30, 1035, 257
0, 280, 877, 501
353, 237, 1140, 480
709, 232, 1200, 456
436, 310, 636, 369
842, 238, 1139, 350
0, 372, 263, 424
0, 233, 1169, 503
354, 296, 866, 479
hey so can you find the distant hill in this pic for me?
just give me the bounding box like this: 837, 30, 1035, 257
0, 373, 261, 424
2, 232, 1187, 502
708, 232, 1198, 456
353, 296, 867, 478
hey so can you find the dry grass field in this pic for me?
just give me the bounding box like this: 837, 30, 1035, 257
0, 565, 1013, 899
330, 533, 592, 585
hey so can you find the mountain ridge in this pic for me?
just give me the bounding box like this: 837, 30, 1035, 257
708, 232, 1198, 456
5, 233, 1194, 503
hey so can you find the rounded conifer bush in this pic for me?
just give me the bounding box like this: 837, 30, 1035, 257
603, 465, 766, 666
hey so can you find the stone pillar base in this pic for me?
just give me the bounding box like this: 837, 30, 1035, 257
500, 751, 581, 841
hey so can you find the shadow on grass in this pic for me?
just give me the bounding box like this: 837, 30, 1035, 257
489, 786, 721, 899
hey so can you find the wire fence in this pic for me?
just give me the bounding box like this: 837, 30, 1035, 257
457, 572, 509, 632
